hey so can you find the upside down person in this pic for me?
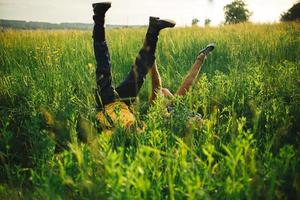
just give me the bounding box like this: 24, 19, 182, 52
92, 2, 177, 130
92, 2, 215, 131
41, 2, 215, 146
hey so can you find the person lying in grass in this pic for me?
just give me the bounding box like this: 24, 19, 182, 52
92, 2, 214, 131
41, 2, 215, 146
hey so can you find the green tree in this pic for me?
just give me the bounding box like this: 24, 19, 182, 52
192, 18, 199, 26
280, 2, 300, 21
224, 0, 251, 24
204, 18, 212, 26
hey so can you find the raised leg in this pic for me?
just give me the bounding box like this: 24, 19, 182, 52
176, 43, 215, 96
92, 2, 117, 109
116, 17, 176, 105
149, 62, 162, 103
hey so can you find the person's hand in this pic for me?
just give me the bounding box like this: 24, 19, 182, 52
161, 88, 174, 98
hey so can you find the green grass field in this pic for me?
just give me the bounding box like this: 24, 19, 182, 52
0, 23, 300, 199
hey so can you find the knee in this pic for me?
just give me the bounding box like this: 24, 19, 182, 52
137, 49, 155, 68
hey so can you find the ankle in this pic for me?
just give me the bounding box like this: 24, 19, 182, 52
93, 15, 105, 25
147, 26, 160, 38
144, 33, 158, 54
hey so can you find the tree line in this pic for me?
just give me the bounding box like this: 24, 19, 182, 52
0, 19, 141, 30
0, 19, 94, 30
192, 0, 300, 26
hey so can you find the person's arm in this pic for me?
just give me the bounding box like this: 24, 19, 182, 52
175, 53, 206, 96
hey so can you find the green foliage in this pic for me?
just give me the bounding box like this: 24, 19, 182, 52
0, 23, 300, 199
192, 18, 199, 26
224, 0, 251, 24
204, 19, 211, 27
280, 2, 300, 22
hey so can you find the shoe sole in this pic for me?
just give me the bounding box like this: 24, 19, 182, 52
92, 2, 111, 8
160, 19, 176, 27
199, 43, 215, 55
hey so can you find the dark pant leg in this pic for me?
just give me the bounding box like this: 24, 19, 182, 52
115, 49, 155, 105
93, 24, 117, 109
115, 26, 158, 105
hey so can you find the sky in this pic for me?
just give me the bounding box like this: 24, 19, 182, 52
0, 0, 297, 26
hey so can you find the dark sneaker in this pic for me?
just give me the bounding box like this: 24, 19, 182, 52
149, 16, 176, 31
93, 2, 111, 15
199, 43, 215, 55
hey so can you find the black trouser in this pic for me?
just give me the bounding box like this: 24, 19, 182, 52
93, 24, 157, 109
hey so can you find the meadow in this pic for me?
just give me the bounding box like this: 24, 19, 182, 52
0, 23, 300, 199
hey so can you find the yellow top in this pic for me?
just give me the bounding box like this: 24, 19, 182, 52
96, 101, 136, 129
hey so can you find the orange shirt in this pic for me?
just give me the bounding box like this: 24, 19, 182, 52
96, 101, 136, 129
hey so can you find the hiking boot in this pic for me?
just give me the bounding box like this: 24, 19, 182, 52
149, 16, 176, 32
198, 43, 215, 56
144, 17, 175, 55
93, 2, 111, 16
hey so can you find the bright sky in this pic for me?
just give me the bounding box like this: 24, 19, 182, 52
0, 0, 297, 26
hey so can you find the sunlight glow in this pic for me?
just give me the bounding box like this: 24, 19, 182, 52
0, 0, 297, 26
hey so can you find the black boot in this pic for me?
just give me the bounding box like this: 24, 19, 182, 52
92, 2, 111, 25
144, 16, 176, 54
147, 16, 176, 36
92, 2, 111, 42
93, 2, 111, 16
